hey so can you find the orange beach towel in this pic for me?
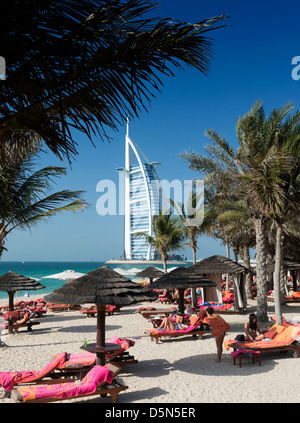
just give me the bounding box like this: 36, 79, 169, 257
224, 324, 300, 350
203, 315, 231, 336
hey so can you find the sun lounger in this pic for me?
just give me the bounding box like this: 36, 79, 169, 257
156, 291, 175, 304
106, 305, 121, 315
0, 353, 72, 392
57, 336, 138, 375
197, 301, 233, 311
145, 315, 209, 344
267, 291, 300, 303
105, 336, 138, 366
138, 308, 172, 319
0, 337, 136, 394
14, 301, 26, 310
80, 305, 97, 317
196, 300, 241, 314
31, 304, 47, 317
10, 362, 127, 403
10, 310, 40, 333
224, 324, 300, 358
0, 301, 26, 312
269, 315, 300, 328
285, 292, 300, 303
47, 303, 81, 312
80, 305, 121, 317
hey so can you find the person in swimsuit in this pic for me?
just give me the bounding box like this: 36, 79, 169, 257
244, 313, 264, 341
203, 306, 231, 362
158, 314, 189, 331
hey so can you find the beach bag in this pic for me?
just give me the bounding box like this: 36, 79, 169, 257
235, 334, 245, 342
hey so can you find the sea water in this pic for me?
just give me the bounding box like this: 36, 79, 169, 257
0, 261, 168, 300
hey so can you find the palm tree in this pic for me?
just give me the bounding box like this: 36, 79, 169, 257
0, 1, 228, 163
236, 101, 300, 322
135, 210, 187, 273
170, 185, 204, 265
214, 197, 256, 298
170, 185, 204, 307
181, 100, 300, 322
0, 154, 87, 258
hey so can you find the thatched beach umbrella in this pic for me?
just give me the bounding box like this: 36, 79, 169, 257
150, 266, 216, 314
189, 255, 250, 275
189, 255, 250, 310
0, 271, 45, 333
44, 265, 157, 365
135, 266, 165, 284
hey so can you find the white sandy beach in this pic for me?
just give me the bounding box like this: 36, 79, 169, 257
0, 296, 300, 404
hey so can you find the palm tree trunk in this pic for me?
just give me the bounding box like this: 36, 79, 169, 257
233, 243, 239, 262
254, 217, 268, 321
243, 243, 253, 299
8, 291, 15, 334
192, 246, 197, 265
162, 254, 168, 274
274, 222, 284, 324
226, 240, 230, 259
191, 245, 197, 307
0, 230, 6, 259
225, 239, 230, 290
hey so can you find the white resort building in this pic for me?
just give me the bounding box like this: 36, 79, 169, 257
116, 119, 161, 260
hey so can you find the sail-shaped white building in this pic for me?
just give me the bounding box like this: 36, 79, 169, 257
116, 119, 161, 260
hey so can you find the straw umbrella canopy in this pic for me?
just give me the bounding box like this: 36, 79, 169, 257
189, 255, 250, 275
135, 266, 165, 284
189, 255, 250, 310
44, 265, 157, 365
150, 266, 216, 314
0, 271, 45, 333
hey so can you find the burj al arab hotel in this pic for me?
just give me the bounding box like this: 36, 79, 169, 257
116, 119, 161, 260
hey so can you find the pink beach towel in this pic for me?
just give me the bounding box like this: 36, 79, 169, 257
16, 365, 113, 402
106, 336, 135, 360
0, 352, 68, 391
58, 352, 96, 369
231, 349, 260, 358
58, 336, 135, 369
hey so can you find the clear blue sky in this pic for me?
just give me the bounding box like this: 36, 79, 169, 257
3, 0, 300, 262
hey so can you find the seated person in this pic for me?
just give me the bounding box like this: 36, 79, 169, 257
166, 290, 176, 304
244, 313, 265, 341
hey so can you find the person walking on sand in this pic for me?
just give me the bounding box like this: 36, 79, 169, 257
203, 306, 231, 362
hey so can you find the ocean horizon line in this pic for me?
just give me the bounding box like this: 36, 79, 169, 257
0, 260, 107, 262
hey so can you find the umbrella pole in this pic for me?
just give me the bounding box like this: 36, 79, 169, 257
191, 287, 197, 308
8, 291, 15, 334
178, 288, 185, 315
96, 304, 106, 366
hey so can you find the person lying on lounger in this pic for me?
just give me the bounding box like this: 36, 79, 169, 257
157, 314, 189, 331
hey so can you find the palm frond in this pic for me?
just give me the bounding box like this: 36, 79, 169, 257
0, 1, 228, 162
